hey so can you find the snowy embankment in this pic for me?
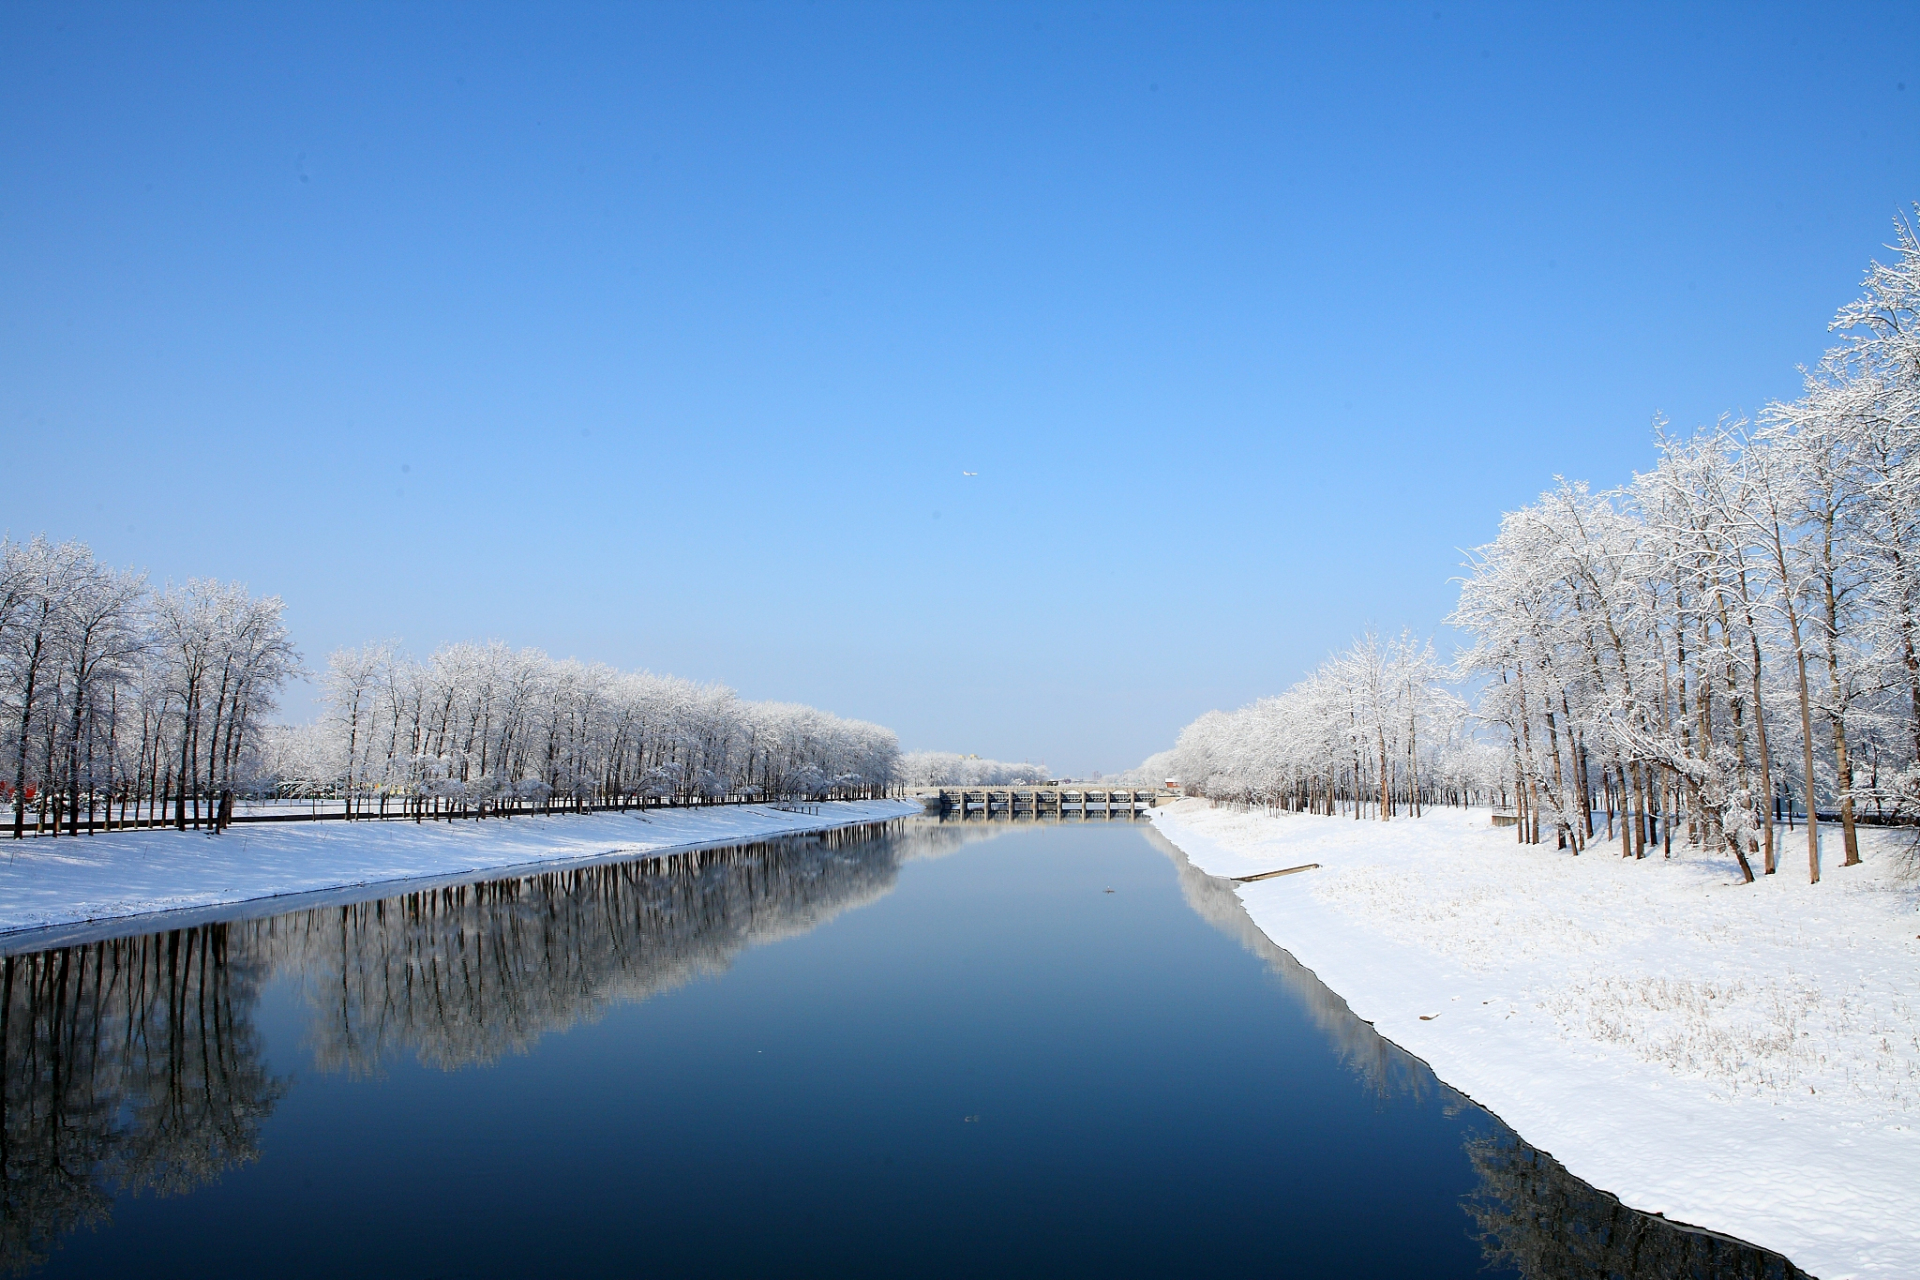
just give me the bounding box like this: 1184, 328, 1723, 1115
0, 799, 920, 947
1153, 799, 1920, 1280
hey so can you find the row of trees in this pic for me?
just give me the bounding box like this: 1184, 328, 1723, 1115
0, 538, 298, 836
1168, 632, 1497, 817
1454, 217, 1920, 882
1, 540, 904, 835
288, 640, 899, 817
1168, 212, 1919, 886
896, 751, 1052, 786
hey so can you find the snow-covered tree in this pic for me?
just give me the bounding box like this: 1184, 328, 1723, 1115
1443, 210, 1920, 882
292, 642, 899, 816
0, 539, 299, 836
896, 752, 1052, 786
1166, 632, 1478, 819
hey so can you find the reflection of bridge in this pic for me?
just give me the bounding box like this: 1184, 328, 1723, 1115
933, 787, 1169, 819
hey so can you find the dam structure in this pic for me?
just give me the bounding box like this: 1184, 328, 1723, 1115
928, 787, 1170, 820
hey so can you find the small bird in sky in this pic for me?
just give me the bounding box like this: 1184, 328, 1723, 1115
962, 470, 977, 476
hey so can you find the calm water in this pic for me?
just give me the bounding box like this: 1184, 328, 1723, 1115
1, 817, 1806, 1279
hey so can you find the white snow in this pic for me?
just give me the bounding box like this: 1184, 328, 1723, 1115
0, 799, 921, 944
1152, 798, 1920, 1280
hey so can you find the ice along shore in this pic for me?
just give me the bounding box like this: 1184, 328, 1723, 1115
0, 798, 921, 949
1151, 798, 1920, 1280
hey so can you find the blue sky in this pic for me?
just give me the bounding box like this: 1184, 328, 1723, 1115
2, 2, 1915, 774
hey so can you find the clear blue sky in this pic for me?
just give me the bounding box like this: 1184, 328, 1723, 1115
2, 3, 1915, 775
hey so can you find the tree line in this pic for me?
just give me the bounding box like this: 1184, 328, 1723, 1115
1453, 215, 1919, 882
289, 641, 899, 817
896, 751, 1053, 786
0, 539, 297, 837
1171, 211, 1920, 885
1, 544, 902, 837
1168, 631, 1497, 819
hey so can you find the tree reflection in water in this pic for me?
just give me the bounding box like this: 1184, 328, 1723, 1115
1462, 1131, 1810, 1280
1145, 825, 1812, 1280
0, 928, 282, 1273
0, 819, 977, 1271
261, 821, 925, 1074
6, 819, 1810, 1280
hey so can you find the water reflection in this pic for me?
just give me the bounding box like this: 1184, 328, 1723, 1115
0, 822, 932, 1271
2, 818, 1815, 1279
1148, 826, 1435, 1103
0, 930, 282, 1273
263, 822, 914, 1074
1144, 826, 1812, 1280
1462, 1132, 1809, 1280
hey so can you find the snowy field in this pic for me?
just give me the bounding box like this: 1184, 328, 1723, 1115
0, 799, 921, 947
1152, 798, 1920, 1280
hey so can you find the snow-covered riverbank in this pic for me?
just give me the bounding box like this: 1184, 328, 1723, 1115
0, 799, 921, 948
1152, 798, 1920, 1280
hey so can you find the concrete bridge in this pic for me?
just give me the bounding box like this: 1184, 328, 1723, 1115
927, 787, 1170, 819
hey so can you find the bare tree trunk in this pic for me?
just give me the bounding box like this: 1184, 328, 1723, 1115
1543, 705, 1570, 850
1760, 508, 1822, 882
11, 616, 47, 840
1733, 568, 1777, 875
176, 692, 195, 830
1376, 725, 1390, 821
1819, 574, 1862, 866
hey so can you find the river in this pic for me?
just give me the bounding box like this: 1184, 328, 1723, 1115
0, 816, 1805, 1278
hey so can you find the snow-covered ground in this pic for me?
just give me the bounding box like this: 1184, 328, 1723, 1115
0, 799, 921, 947
1152, 798, 1920, 1280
